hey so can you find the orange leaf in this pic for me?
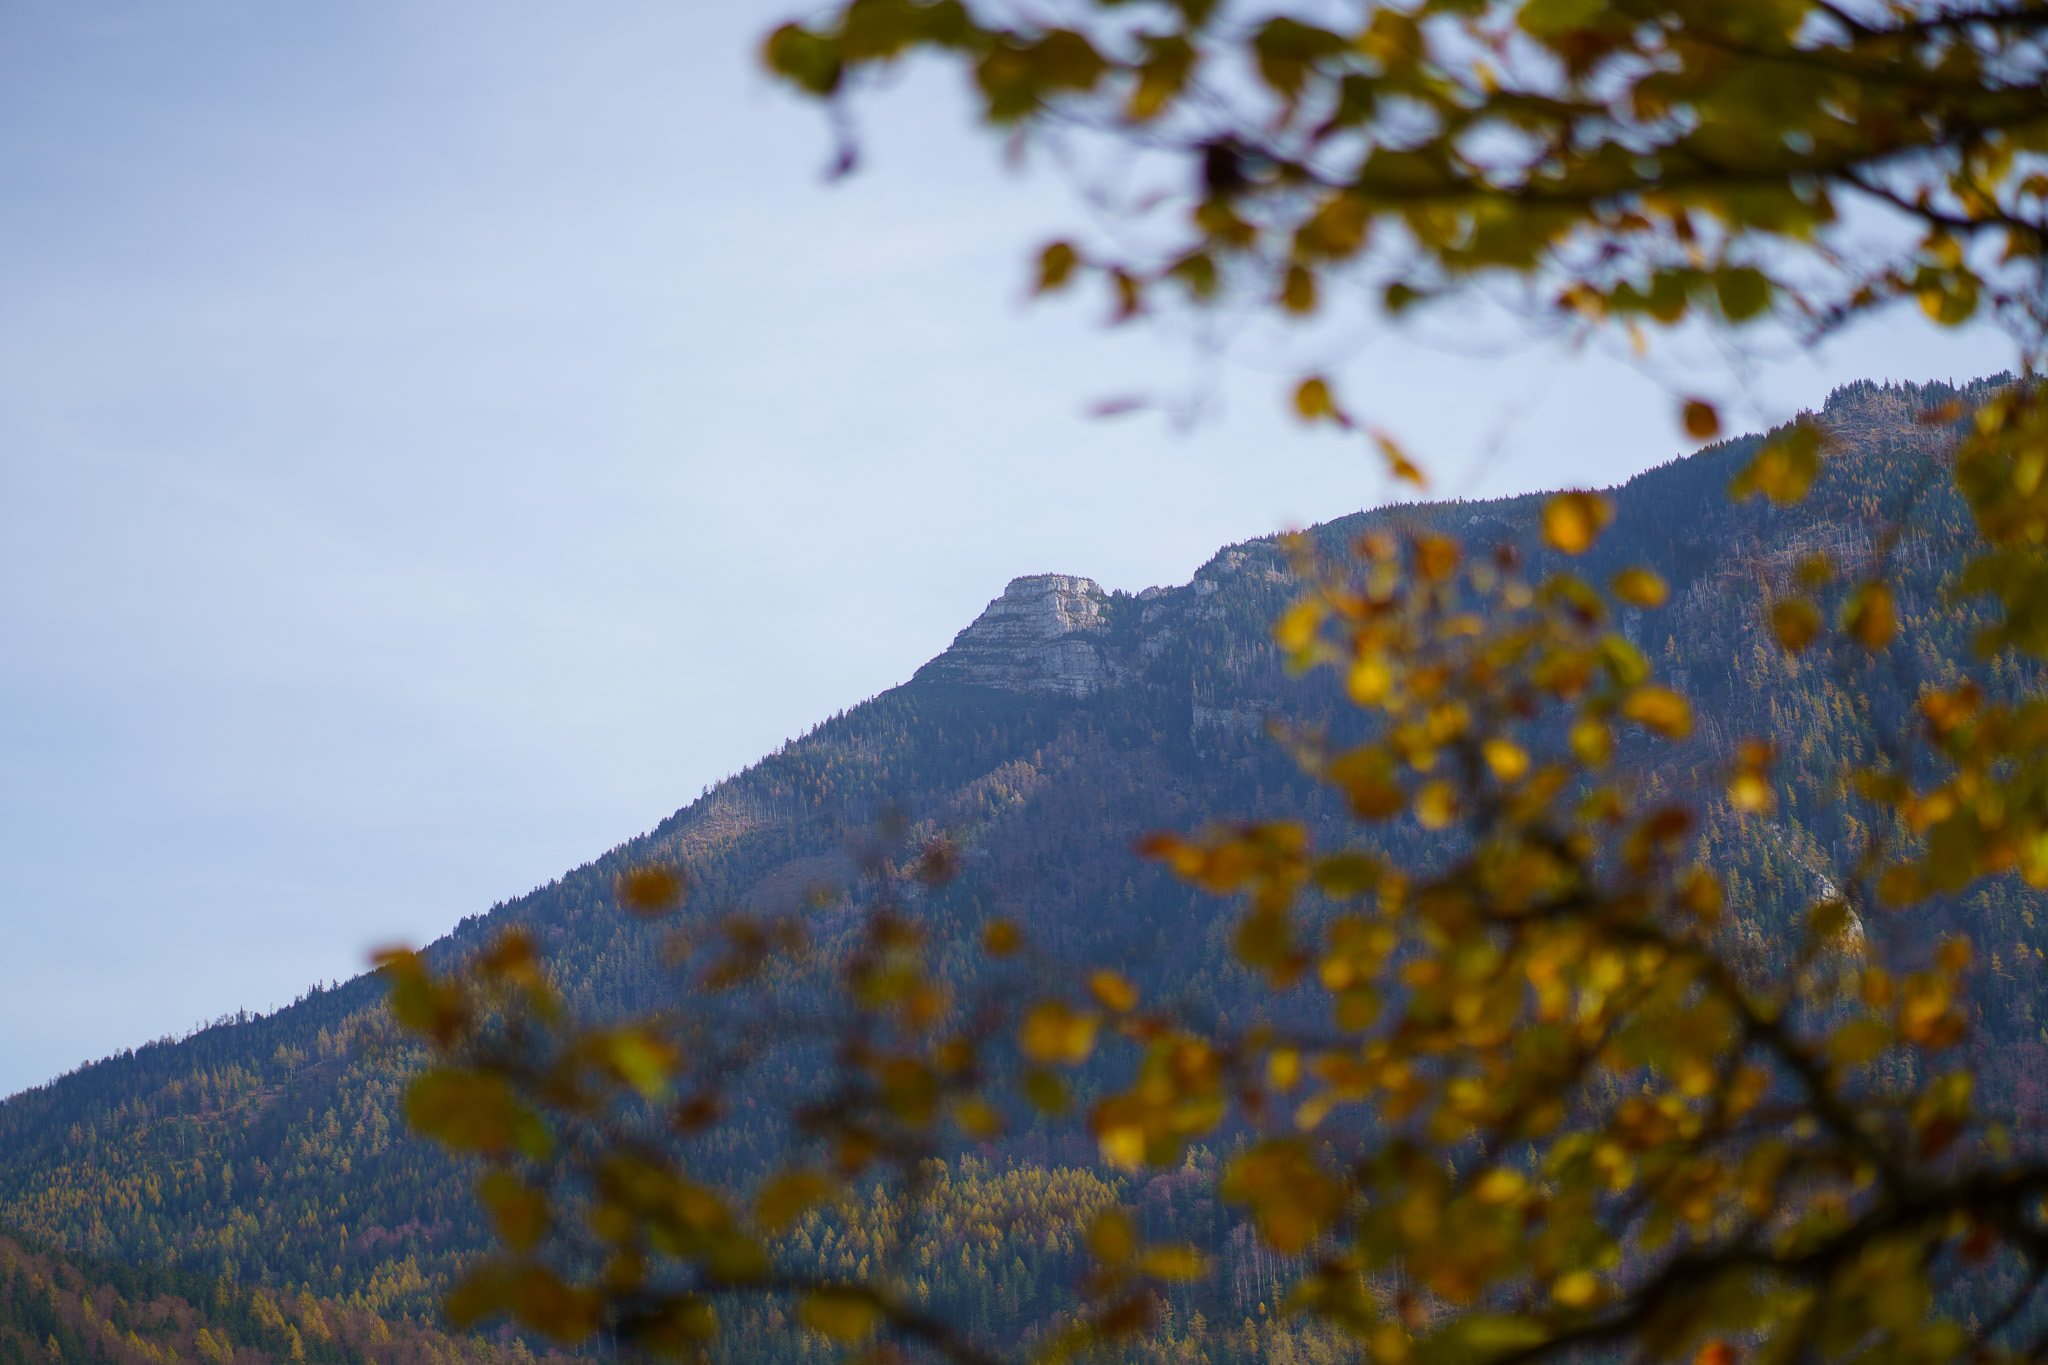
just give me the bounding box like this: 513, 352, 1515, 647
1683, 399, 1720, 439
1542, 492, 1613, 555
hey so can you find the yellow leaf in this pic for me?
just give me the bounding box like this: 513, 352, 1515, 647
1771, 598, 1822, 652
1371, 430, 1427, 486
507, 1266, 599, 1341
1829, 1018, 1891, 1069
1727, 768, 1775, 814
1089, 970, 1139, 1013
755, 1170, 832, 1234
616, 864, 685, 916
383, 969, 470, 1045
1482, 738, 1530, 782
1570, 717, 1612, 764
1679, 868, 1723, 923
1348, 655, 1394, 705
1809, 899, 1851, 939
1020, 1001, 1099, 1065
1414, 780, 1457, 829
1844, 581, 1896, 651
474, 930, 542, 988
1023, 1068, 1070, 1115
1879, 863, 1927, 906
633, 1296, 717, 1352
1622, 686, 1692, 740
442, 1264, 512, 1332
1037, 240, 1079, 293
1553, 1271, 1602, 1308
1294, 376, 1341, 424
1235, 908, 1291, 969
1330, 747, 1404, 818
1473, 1169, 1525, 1203
1682, 399, 1720, 439
954, 1096, 1003, 1140
982, 919, 1022, 956
1281, 264, 1317, 314
1274, 600, 1322, 653
476, 1172, 548, 1252
799, 1291, 879, 1342
1611, 567, 1669, 607
1730, 424, 1824, 505
1098, 1122, 1145, 1170
602, 1030, 674, 1100
1414, 535, 1460, 582
407, 1071, 542, 1158
1220, 1142, 1340, 1255
1541, 492, 1613, 555
1089, 1208, 1137, 1266
1140, 1246, 1209, 1281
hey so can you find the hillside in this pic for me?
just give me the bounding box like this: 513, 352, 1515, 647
1, 374, 2041, 1343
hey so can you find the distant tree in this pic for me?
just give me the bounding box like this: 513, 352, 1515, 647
383, 4, 2048, 1365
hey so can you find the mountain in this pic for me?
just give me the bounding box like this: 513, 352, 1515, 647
1, 374, 2041, 1346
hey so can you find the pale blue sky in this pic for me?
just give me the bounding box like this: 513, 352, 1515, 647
0, 0, 2014, 1097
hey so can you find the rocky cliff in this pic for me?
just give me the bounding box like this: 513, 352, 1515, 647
915, 550, 1295, 700
914, 574, 1122, 697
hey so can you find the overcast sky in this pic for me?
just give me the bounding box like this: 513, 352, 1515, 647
0, 0, 2016, 1098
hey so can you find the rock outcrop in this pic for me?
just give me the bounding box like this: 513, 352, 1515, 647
915, 575, 1119, 697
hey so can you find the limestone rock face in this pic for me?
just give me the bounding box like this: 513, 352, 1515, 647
916, 575, 1118, 697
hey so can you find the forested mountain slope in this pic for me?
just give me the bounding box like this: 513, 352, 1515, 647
0, 1232, 573, 1365
2, 375, 2040, 1339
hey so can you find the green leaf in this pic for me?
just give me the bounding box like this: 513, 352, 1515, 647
1518, 0, 1603, 36
1420, 1314, 1549, 1365
1715, 267, 1773, 322
761, 25, 842, 96
1023, 1068, 1070, 1114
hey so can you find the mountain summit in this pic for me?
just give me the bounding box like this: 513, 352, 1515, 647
917, 574, 1119, 696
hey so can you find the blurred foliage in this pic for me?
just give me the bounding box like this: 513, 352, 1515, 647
765, 0, 2048, 482
380, 1, 2048, 1360
382, 371, 2048, 1365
